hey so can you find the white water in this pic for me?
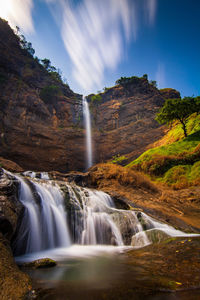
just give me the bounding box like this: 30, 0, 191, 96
83, 97, 93, 169
13, 176, 71, 255
67, 185, 124, 246
9, 171, 199, 258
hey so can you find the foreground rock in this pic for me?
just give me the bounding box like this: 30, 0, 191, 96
0, 169, 33, 299
21, 258, 57, 269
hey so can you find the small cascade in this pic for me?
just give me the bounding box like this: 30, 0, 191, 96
10, 170, 199, 256
13, 176, 71, 255
83, 97, 93, 169
66, 185, 124, 246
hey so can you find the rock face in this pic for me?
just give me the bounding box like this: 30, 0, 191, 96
0, 19, 180, 171
0, 168, 32, 299
88, 80, 180, 164
0, 18, 85, 172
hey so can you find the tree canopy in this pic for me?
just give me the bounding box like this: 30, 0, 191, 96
155, 97, 198, 137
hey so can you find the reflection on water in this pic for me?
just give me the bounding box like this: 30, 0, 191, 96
16, 242, 200, 300
17, 245, 128, 289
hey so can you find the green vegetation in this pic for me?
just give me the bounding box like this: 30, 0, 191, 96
115, 75, 145, 86
16, 27, 68, 86
156, 97, 198, 137
115, 74, 157, 88
111, 154, 127, 165
127, 112, 200, 189
40, 85, 61, 104
149, 80, 157, 87
90, 94, 102, 105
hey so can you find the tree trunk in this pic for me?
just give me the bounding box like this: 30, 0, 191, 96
180, 121, 187, 137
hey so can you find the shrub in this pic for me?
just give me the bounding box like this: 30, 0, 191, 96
91, 94, 102, 105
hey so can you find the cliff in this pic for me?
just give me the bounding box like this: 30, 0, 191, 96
88, 78, 180, 164
0, 19, 181, 172
0, 18, 85, 172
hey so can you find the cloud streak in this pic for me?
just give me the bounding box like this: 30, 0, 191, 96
46, 0, 158, 93
0, 0, 34, 34
156, 63, 165, 88
46, 0, 135, 92
146, 0, 157, 25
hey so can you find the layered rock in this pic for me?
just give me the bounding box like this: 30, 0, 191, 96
0, 18, 85, 172
0, 18, 180, 171
88, 80, 180, 164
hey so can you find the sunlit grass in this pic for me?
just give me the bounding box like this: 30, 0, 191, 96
127, 114, 200, 189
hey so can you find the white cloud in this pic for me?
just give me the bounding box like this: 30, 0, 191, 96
0, 0, 34, 34
46, 0, 135, 93
45, 0, 158, 93
156, 63, 165, 88
146, 0, 157, 25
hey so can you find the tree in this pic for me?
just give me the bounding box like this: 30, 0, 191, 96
155, 97, 196, 137
150, 80, 157, 87
142, 74, 148, 80
41, 58, 51, 70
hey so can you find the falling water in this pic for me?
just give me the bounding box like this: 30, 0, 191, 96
13, 176, 71, 255
9, 170, 199, 256
83, 97, 93, 169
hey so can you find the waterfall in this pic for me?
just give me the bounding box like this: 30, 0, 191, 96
13, 176, 71, 255
83, 97, 93, 169
67, 186, 124, 246
10, 171, 198, 256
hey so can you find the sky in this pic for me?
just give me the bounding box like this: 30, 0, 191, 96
0, 0, 199, 97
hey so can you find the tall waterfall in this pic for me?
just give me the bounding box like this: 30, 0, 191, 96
11, 171, 198, 256
83, 97, 93, 169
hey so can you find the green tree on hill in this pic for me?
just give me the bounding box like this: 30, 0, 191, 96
155, 97, 197, 137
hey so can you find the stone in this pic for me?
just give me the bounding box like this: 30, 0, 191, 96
21, 258, 57, 269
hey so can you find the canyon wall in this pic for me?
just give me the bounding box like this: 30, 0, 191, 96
0, 19, 180, 171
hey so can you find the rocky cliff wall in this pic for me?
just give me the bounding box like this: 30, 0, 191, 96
0, 19, 180, 172
0, 18, 85, 172
88, 79, 180, 164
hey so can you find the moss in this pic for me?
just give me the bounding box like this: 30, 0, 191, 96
21, 258, 57, 269
111, 154, 127, 165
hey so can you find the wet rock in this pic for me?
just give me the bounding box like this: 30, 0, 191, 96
145, 229, 171, 243
21, 258, 57, 269
0, 233, 32, 300
0, 169, 23, 240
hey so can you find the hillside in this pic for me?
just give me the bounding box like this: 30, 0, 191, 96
127, 113, 200, 189
87, 77, 180, 165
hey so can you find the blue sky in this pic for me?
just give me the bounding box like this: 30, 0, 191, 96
0, 0, 199, 97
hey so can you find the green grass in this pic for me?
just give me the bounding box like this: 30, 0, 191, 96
127, 114, 200, 188
111, 155, 127, 164
128, 130, 200, 167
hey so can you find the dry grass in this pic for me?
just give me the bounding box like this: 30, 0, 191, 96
88, 163, 158, 193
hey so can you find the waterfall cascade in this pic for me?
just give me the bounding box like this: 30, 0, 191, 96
10, 171, 198, 256
13, 175, 71, 255
83, 97, 93, 169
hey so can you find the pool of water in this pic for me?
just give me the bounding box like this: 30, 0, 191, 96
16, 242, 200, 300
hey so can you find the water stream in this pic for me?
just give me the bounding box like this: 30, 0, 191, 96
9, 171, 199, 299
11, 172, 198, 258
83, 97, 93, 169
